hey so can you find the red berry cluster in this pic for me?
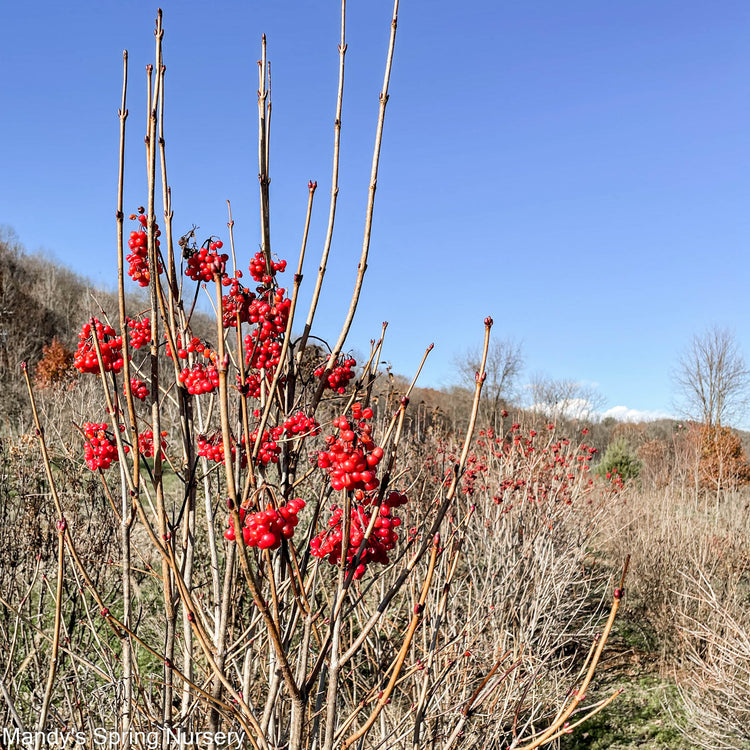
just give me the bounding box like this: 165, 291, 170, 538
127, 214, 163, 287
249, 425, 284, 465
172, 338, 219, 395
243, 289, 291, 370
461, 450, 489, 496
139, 430, 167, 458
197, 432, 245, 466
248, 290, 291, 332
245, 335, 283, 372
127, 317, 151, 350
74, 320, 124, 374
249, 251, 286, 284
197, 433, 226, 463
317, 404, 383, 492
83, 422, 127, 471
314, 356, 357, 394
604, 469, 625, 492
179, 362, 219, 394
310, 501, 404, 580
238, 371, 265, 399
222, 276, 255, 328
185, 241, 228, 282
224, 498, 305, 549
283, 411, 320, 438
227, 252, 291, 402
383, 490, 408, 508
166, 335, 216, 362
186, 337, 213, 357
174, 236, 293, 406
128, 378, 149, 401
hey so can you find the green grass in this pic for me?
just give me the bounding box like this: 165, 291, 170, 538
560, 675, 692, 750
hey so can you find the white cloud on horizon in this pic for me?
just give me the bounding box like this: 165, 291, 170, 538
601, 405, 673, 423
528, 398, 597, 421
529, 400, 674, 424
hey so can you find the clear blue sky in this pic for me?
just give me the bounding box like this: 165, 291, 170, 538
2, 1, 749, 424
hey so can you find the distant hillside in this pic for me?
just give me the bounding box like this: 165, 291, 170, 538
0, 231, 107, 426
3, 229, 749, 477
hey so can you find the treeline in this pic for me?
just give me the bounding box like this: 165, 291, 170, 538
4, 229, 750, 495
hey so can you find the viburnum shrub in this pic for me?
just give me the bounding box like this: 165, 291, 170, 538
20, 10, 626, 750
424, 422, 629, 510
458, 423, 599, 504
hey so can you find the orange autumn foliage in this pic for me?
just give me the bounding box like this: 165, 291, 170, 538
698, 423, 750, 490
34, 338, 76, 389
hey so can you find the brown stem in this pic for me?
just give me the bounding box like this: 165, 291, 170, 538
310, 0, 400, 413
341, 537, 439, 749
295, 0, 346, 367
145, 13, 177, 734
251, 182, 315, 465
155, 60, 198, 718
412, 538, 465, 748
258, 35, 272, 273
34, 527, 65, 742
114, 49, 136, 744
226, 201, 257, 502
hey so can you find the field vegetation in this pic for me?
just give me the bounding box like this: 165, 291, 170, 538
1, 6, 750, 750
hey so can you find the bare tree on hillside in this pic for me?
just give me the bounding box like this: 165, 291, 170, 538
527, 374, 605, 423
456, 337, 524, 430
673, 327, 749, 427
